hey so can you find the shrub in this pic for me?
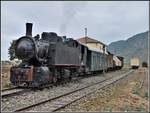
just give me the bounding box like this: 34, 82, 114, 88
103, 106, 112, 112
142, 62, 148, 67
135, 104, 145, 111
144, 91, 148, 98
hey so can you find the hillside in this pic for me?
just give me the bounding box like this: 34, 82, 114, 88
108, 31, 148, 65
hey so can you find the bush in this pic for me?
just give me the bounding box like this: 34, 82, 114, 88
142, 62, 148, 67
123, 104, 132, 111
144, 91, 148, 98
4, 82, 12, 89
135, 104, 145, 111
103, 106, 112, 112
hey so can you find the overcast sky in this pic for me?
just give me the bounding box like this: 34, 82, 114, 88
1, 1, 149, 60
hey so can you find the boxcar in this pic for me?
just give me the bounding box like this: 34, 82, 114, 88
130, 57, 140, 69
117, 56, 124, 69
86, 47, 107, 72
107, 51, 114, 71
113, 55, 122, 69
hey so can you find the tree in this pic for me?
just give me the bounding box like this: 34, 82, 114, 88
8, 40, 17, 60
142, 61, 148, 67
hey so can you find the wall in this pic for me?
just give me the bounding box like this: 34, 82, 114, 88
87, 43, 106, 53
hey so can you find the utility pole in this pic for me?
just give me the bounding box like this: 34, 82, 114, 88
103, 45, 105, 75
85, 28, 87, 45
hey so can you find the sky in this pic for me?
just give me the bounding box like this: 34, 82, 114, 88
1, 1, 149, 60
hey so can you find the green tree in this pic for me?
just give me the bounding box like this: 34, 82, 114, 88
142, 61, 148, 67
8, 40, 17, 60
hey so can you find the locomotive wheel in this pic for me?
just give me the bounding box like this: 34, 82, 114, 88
69, 76, 72, 81
52, 76, 58, 84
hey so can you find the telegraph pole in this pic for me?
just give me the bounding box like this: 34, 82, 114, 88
85, 28, 87, 45
103, 45, 105, 75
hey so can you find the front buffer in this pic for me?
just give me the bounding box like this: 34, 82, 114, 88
10, 66, 52, 88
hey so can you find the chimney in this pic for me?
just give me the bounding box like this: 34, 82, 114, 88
26, 23, 33, 37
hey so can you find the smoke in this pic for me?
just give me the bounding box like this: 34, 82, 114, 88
60, 1, 87, 34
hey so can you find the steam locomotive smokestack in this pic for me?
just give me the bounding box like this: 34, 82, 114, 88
26, 23, 33, 37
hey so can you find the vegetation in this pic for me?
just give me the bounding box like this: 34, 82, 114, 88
122, 104, 146, 112
4, 82, 12, 89
122, 104, 132, 111
142, 62, 148, 67
103, 106, 112, 112
135, 104, 145, 111
144, 91, 148, 98
132, 89, 139, 95
8, 40, 17, 60
132, 82, 140, 95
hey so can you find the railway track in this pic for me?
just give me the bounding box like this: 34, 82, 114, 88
1, 88, 29, 98
2, 87, 18, 92
15, 70, 134, 112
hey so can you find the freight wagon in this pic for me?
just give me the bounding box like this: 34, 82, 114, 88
130, 57, 140, 69
107, 51, 114, 71
113, 56, 122, 70
86, 48, 107, 73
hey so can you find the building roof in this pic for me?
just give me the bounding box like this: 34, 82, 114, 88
76, 36, 106, 46
107, 51, 114, 55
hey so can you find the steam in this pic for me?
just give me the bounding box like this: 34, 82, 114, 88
60, 1, 87, 34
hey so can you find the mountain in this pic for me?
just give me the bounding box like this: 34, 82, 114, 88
108, 31, 148, 65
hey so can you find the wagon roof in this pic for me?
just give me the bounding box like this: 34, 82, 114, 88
107, 51, 114, 55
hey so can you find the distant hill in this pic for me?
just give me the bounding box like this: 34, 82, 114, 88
108, 31, 148, 65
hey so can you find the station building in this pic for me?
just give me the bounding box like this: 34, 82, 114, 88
76, 36, 107, 54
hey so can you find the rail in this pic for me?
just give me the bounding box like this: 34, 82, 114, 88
15, 70, 134, 112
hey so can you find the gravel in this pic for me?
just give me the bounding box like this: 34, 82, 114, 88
1, 69, 129, 112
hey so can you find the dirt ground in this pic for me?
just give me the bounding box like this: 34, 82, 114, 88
61, 68, 149, 112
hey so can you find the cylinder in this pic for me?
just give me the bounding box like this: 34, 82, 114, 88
26, 23, 33, 37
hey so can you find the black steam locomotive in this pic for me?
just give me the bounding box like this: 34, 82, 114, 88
10, 23, 123, 88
